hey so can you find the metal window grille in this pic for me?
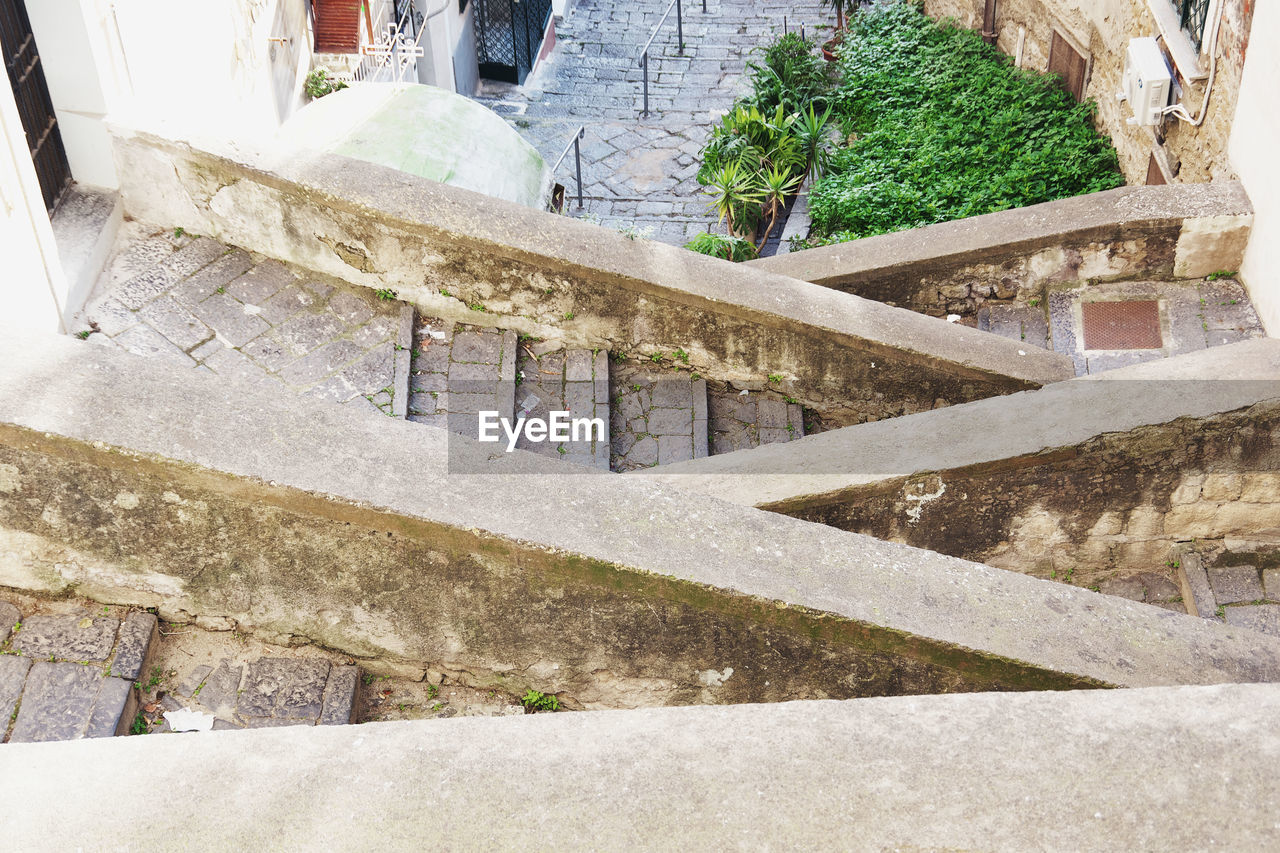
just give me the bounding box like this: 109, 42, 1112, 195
1176, 0, 1210, 51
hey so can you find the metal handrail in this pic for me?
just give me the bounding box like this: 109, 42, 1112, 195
550, 126, 586, 210
638, 0, 708, 116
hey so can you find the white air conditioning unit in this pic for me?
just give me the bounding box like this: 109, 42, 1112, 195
1117, 37, 1173, 126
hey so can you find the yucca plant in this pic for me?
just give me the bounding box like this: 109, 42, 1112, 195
704, 160, 765, 238
795, 104, 835, 181
756, 165, 803, 250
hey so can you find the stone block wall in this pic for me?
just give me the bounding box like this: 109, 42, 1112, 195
750, 182, 1252, 319
921, 0, 1253, 186
779, 400, 1280, 589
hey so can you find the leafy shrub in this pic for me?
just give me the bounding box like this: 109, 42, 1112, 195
686, 231, 760, 262
305, 68, 348, 99
745, 32, 837, 115
807, 2, 1123, 241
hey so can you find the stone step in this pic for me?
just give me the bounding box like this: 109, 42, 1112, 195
610, 364, 708, 470
514, 345, 611, 470
407, 320, 518, 440
79, 231, 412, 419
707, 388, 805, 454
1, 603, 158, 743
156, 656, 359, 732
976, 303, 1050, 351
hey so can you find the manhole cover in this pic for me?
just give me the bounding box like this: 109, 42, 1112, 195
1081, 300, 1162, 350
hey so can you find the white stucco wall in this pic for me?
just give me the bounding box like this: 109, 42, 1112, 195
24, 0, 313, 187
109, 0, 312, 141
1229, 1, 1279, 335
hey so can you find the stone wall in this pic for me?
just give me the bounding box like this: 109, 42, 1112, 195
921, 0, 1254, 186
1, 328, 1275, 707
640, 340, 1280, 591
750, 182, 1252, 318
108, 127, 1073, 427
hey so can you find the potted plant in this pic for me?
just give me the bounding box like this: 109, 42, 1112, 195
821, 0, 849, 61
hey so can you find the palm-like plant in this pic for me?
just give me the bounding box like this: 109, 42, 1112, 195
795, 104, 835, 181
756, 165, 803, 250
704, 160, 765, 238
822, 0, 848, 30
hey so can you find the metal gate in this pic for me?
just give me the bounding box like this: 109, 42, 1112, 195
475, 0, 552, 85
0, 0, 70, 213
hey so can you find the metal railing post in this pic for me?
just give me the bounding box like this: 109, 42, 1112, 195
676, 0, 684, 53
574, 129, 584, 209
642, 52, 650, 116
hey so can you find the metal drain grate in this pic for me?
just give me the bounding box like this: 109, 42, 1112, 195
1081, 300, 1162, 350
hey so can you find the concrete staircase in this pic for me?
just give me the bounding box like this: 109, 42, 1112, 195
76, 230, 414, 419
75, 231, 804, 472
976, 278, 1265, 376
407, 316, 805, 471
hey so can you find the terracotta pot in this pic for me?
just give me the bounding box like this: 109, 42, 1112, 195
822, 31, 843, 62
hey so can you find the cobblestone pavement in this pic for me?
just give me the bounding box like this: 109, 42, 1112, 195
474, 0, 830, 246
977, 278, 1266, 376
74, 226, 412, 418
0, 603, 157, 743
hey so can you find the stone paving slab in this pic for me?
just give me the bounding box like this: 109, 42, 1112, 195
1207, 564, 1265, 605
1224, 604, 1280, 638
407, 320, 518, 440
515, 346, 611, 469
9, 614, 119, 662
708, 388, 804, 455
0, 602, 157, 744
76, 230, 412, 420
162, 656, 359, 731
0, 602, 17, 645
610, 363, 709, 470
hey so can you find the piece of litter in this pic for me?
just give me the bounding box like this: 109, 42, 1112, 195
163, 707, 215, 733
1018, 350, 1026, 355
429, 330, 446, 340
519, 394, 541, 416
946, 314, 961, 323
738, 389, 749, 396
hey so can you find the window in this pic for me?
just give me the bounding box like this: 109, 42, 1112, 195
1174, 0, 1210, 51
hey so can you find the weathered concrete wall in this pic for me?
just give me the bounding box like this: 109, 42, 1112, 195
2, 328, 1278, 707
750, 183, 1253, 318
642, 339, 1280, 588
921, 0, 1253, 187
108, 127, 1073, 426
5, 684, 1278, 850
1229, 0, 1280, 336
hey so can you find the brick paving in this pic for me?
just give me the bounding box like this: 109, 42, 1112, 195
75, 227, 412, 418
515, 344, 612, 470
474, 0, 829, 246
978, 278, 1266, 375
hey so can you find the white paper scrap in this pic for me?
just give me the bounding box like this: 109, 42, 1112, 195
163, 707, 216, 733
